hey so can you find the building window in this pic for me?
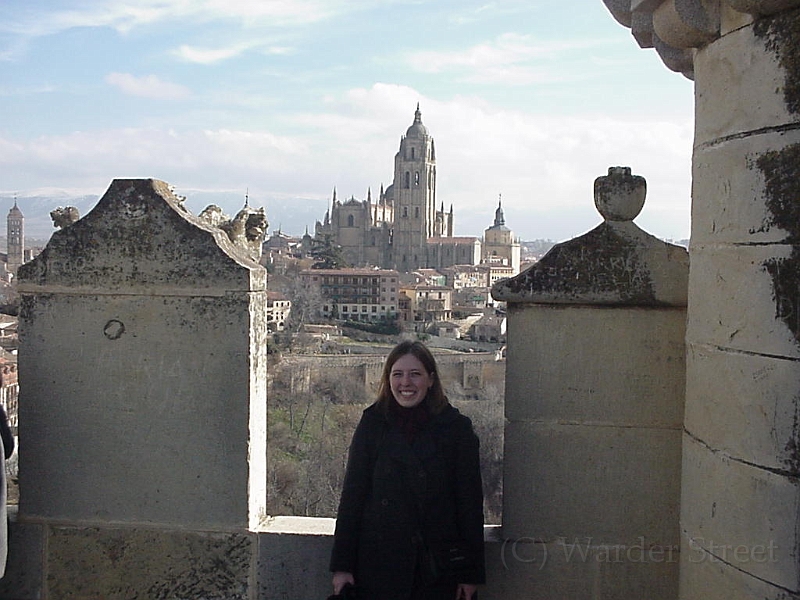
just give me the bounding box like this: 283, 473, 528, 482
372, 306, 377, 313
403, 207, 408, 218
348, 215, 354, 227
411, 147, 415, 159
405, 172, 410, 188
415, 206, 419, 218
343, 306, 348, 312
414, 171, 419, 186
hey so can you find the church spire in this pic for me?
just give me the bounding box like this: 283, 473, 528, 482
494, 194, 505, 226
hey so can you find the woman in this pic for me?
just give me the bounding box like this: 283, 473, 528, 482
330, 341, 485, 600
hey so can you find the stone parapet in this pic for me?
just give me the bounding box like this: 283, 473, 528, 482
492, 167, 688, 599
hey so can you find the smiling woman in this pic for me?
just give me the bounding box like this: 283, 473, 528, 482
330, 341, 485, 600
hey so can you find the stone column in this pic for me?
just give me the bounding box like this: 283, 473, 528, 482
604, 2, 800, 598
492, 167, 688, 599
12, 179, 268, 598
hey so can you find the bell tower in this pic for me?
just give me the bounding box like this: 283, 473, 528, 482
391, 104, 436, 270
7, 200, 24, 276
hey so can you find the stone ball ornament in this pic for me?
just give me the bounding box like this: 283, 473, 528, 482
594, 166, 646, 222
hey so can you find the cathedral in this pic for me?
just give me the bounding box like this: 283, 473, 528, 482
315, 105, 518, 273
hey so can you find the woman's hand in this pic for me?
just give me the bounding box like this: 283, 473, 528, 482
332, 571, 355, 595
456, 583, 478, 599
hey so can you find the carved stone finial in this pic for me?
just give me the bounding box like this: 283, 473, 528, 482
50, 206, 80, 229
594, 166, 647, 222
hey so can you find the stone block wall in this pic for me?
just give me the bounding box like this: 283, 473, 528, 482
492, 167, 689, 599
10, 179, 269, 598
605, 2, 800, 598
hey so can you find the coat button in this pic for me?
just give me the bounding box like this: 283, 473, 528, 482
381, 498, 389, 506
418, 470, 426, 478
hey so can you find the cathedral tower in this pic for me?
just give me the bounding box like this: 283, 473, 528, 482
6, 200, 24, 276
391, 104, 437, 271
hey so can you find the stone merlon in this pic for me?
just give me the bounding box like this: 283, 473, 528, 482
492, 167, 688, 306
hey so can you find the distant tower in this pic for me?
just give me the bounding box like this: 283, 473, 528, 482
483, 194, 521, 274
6, 200, 24, 276
391, 104, 437, 271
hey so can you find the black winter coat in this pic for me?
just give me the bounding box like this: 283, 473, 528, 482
330, 402, 485, 600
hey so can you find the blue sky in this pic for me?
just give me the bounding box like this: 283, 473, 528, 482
0, 0, 694, 241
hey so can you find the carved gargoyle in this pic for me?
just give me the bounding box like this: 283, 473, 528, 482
50, 206, 80, 229
199, 204, 268, 262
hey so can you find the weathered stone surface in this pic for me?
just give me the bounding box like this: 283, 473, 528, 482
691, 129, 800, 245
680, 434, 800, 591
258, 528, 334, 600
653, 0, 719, 49
17, 179, 268, 531
725, 0, 800, 17
0, 517, 43, 600
685, 344, 800, 474
494, 221, 688, 305
503, 421, 681, 545
720, 1, 754, 35
46, 526, 255, 600
694, 10, 800, 145
18, 293, 262, 529
492, 536, 679, 600
679, 528, 800, 600
505, 304, 685, 427
687, 243, 800, 357
17, 179, 266, 293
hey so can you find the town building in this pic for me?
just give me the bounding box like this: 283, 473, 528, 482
299, 268, 401, 323
266, 291, 291, 332
397, 283, 453, 330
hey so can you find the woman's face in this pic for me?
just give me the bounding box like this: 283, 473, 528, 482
389, 353, 434, 409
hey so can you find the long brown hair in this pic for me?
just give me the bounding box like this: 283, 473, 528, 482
375, 341, 448, 415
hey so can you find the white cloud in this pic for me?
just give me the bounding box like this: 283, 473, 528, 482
173, 41, 293, 64
105, 72, 191, 100
0, 83, 693, 241
1, 0, 384, 37
407, 33, 616, 85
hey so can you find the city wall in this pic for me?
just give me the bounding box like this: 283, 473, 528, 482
273, 352, 505, 398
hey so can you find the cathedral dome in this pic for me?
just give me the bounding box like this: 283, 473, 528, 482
405, 104, 428, 138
